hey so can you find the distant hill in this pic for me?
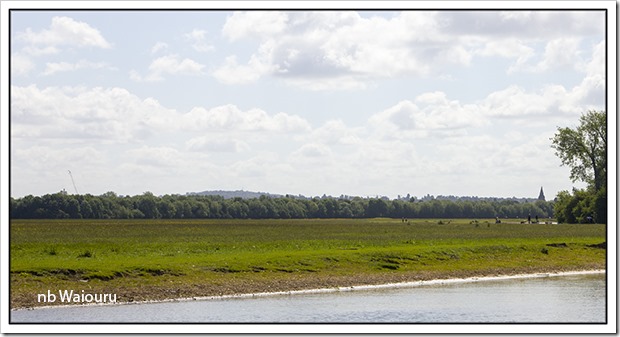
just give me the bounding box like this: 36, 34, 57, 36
187, 190, 284, 199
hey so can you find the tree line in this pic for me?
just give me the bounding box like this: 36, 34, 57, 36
10, 191, 555, 220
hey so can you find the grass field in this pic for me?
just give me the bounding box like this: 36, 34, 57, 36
10, 218, 606, 308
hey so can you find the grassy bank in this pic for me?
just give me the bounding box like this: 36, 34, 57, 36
10, 218, 606, 309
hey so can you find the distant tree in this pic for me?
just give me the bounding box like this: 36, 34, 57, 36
65, 197, 81, 218
137, 192, 161, 219
444, 201, 462, 218
191, 199, 210, 218
460, 201, 475, 218
322, 198, 339, 218
418, 201, 432, 218
248, 199, 268, 218
349, 198, 366, 218
390, 200, 407, 218
367, 198, 389, 217
158, 198, 177, 218
337, 202, 353, 218
286, 200, 306, 218
473, 201, 494, 218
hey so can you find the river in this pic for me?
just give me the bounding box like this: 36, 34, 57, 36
10, 272, 606, 324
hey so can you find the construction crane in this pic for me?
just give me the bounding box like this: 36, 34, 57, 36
67, 170, 79, 194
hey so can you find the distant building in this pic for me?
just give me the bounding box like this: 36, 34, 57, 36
538, 187, 545, 201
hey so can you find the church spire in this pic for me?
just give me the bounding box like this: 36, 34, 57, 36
538, 187, 545, 201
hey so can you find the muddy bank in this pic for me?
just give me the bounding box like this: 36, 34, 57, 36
12, 266, 605, 310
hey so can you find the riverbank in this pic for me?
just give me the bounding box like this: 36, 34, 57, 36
11, 270, 607, 327
12, 266, 605, 310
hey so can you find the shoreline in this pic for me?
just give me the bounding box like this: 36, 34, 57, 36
13, 269, 605, 312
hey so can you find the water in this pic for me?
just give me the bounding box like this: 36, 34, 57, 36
11, 273, 606, 323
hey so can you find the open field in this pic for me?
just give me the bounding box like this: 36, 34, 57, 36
10, 218, 606, 309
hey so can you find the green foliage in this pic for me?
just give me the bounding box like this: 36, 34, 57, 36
550, 110, 607, 224
593, 188, 607, 224
551, 110, 606, 192
11, 193, 555, 220
554, 187, 606, 224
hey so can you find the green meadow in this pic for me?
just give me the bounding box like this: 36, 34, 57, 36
10, 218, 606, 308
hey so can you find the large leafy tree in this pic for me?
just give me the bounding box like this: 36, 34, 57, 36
551, 110, 606, 192
551, 110, 607, 223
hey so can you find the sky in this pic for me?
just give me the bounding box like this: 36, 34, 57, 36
7, 6, 609, 199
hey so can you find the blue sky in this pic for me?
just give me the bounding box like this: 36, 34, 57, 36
8, 6, 609, 199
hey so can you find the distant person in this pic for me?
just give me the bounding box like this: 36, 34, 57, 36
535, 215, 539, 223
527, 214, 531, 224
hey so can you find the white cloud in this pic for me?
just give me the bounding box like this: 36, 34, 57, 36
18, 16, 112, 53
43, 60, 111, 76
415, 132, 565, 196
22, 45, 61, 56
11, 53, 35, 75
220, 11, 444, 89
230, 158, 267, 178
11, 16, 115, 84
184, 29, 214, 52
212, 55, 274, 85
12, 145, 106, 173
448, 11, 603, 39
11, 85, 176, 142
125, 146, 185, 168
185, 136, 250, 153
216, 11, 605, 90
268, 12, 451, 85
131, 54, 205, 82
537, 37, 583, 70
368, 92, 487, 138
509, 37, 584, 73
475, 38, 536, 73
293, 143, 332, 158
182, 104, 311, 133
129, 70, 143, 82
212, 39, 280, 85
477, 38, 533, 59
222, 11, 289, 41
569, 40, 606, 108
149, 55, 205, 78
282, 75, 372, 91
227, 153, 293, 182
151, 41, 169, 54
309, 119, 362, 146
11, 84, 312, 146
482, 84, 581, 122
585, 40, 605, 77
